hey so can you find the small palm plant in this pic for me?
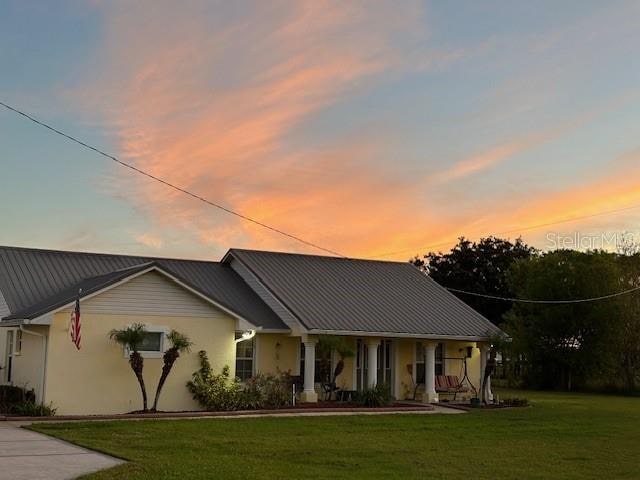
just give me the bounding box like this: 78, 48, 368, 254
151, 330, 193, 411
109, 323, 149, 412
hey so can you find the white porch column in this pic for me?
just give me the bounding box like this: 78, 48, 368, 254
301, 339, 318, 403
479, 344, 493, 403
422, 342, 439, 403
366, 339, 380, 388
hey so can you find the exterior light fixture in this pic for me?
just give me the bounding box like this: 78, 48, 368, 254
234, 329, 256, 344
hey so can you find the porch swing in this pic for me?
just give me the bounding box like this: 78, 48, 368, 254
412, 347, 477, 401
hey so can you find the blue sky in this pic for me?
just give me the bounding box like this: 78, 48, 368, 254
1, 1, 639, 260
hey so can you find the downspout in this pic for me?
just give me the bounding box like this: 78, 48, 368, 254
20, 323, 48, 405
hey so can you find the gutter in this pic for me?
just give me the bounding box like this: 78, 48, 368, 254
307, 329, 500, 342
19, 322, 48, 405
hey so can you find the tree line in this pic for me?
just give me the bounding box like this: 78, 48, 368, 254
413, 237, 640, 392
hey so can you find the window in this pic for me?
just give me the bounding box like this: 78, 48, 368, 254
139, 332, 163, 353
415, 342, 444, 383
123, 326, 167, 358
415, 342, 425, 384
14, 329, 22, 356
435, 343, 444, 376
235, 333, 255, 381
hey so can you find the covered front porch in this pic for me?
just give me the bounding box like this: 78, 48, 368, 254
251, 333, 494, 404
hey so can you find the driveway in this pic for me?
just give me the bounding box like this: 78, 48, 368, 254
0, 421, 122, 480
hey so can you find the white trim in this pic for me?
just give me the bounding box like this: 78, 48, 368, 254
20, 265, 260, 329
308, 329, 494, 342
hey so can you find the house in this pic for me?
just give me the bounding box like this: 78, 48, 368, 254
0, 246, 502, 415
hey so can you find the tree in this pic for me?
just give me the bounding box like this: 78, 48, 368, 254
413, 236, 536, 326
613, 253, 640, 391
504, 250, 621, 390
152, 330, 193, 411
316, 336, 355, 385
109, 323, 150, 411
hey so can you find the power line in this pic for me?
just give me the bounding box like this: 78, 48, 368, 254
372, 202, 640, 258
0, 101, 346, 258
4, 100, 640, 305
445, 284, 640, 304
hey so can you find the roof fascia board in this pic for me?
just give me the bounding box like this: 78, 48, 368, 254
307, 329, 504, 342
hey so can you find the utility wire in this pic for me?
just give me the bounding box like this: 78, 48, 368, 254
445, 285, 640, 304
372, 202, 640, 258
4, 100, 640, 305
0, 101, 346, 258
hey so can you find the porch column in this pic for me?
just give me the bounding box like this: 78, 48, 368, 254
301, 339, 318, 403
423, 342, 439, 403
479, 344, 493, 403
366, 338, 380, 388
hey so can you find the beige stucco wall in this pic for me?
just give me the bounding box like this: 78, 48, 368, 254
337, 339, 356, 391
45, 310, 236, 415
255, 333, 301, 376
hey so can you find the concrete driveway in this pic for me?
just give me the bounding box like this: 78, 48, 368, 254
0, 422, 122, 480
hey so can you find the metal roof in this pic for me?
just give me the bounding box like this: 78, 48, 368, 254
227, 249, 504, 339
0, 246, 287, 330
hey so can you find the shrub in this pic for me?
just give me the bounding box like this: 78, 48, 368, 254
501, 397, 529, 407
240, 372, 292, 409
9, 401, 56, 417
0, 386, 44, 414
356, 384, 394, 407
186, 351, 243, 411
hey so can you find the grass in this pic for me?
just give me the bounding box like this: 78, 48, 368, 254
29, 390, 640, 479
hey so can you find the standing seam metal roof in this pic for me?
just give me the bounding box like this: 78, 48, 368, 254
227, 249, 504, 339
0, 246, 287, 330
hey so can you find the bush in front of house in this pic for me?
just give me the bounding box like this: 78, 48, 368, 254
187, 351, 244, 411
8, 401, 56, 416
0, 386, 55, 416
240, 372, 292, 410
355, 384, 394, 408
187, 351, 294, 411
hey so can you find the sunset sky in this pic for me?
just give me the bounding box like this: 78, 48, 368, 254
1, 1, 640, 261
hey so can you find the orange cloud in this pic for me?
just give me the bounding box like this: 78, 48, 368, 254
71, 1, 639, 261
74, 0, 457, 258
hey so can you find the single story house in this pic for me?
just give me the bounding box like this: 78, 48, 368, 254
0, 246, 502, 415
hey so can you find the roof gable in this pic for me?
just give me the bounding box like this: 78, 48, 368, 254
0, 246, 287, 330
227, 249, 504, 340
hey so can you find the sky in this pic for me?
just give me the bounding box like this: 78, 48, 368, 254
1, 0, 640, 261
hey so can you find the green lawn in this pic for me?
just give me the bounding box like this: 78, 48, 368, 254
29, 390, 639, 480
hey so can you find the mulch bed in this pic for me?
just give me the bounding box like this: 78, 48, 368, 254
1, 403, 435, 422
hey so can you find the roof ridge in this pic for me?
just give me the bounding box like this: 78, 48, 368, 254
229, 248, 407, 265
0, 245, 219, 264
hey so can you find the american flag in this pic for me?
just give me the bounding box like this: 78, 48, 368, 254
69, 293, 81, 350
